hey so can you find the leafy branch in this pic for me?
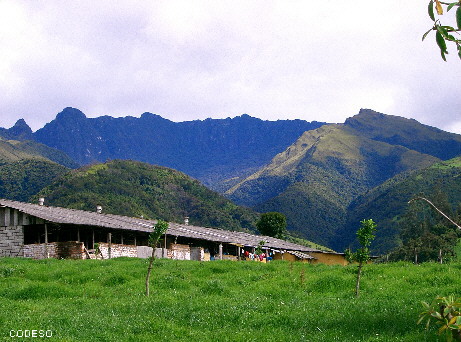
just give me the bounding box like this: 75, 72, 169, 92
419, 296, 461, 341
423, 0, 461, 60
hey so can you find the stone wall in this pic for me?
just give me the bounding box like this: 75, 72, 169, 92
23, 242, 85, 259
98, 242, 138, 259
19, 240, 208, 261
167, 244, 191, 260
0, 225, 24, 257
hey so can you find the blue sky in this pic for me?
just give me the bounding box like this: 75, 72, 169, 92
1, 1, 460, 133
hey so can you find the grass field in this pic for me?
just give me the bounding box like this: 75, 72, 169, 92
0, 257, 460, 341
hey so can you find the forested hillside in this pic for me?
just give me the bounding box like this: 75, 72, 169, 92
0, 160, 69, 202
227, 110, 461, 248
0, 137, 76, 202
336, 157, 461, 254
227, 123, 441, 245
36, 160, 259, 232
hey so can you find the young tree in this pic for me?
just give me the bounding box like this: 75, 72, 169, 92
256, 212, 287, 239
345, 219, 377, 297
424, 0, 461, 61
145, 219, 169, 296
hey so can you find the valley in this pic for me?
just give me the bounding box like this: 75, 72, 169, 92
1, 107, 461, 254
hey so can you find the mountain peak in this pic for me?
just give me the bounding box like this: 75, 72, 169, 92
10, 118, 33, 139
13, 118, 31, 130
56, 107, 87, 121
0, 118, 33, 140
347, 108, 423, 127
344, 109, 461, 160
140, 112, 171, 122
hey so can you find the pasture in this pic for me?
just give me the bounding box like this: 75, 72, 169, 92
0, 257, 459, 341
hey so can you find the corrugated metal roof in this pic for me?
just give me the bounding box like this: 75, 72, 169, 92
288, 250, 315, 259
0, 198, 321, 253
0, 199, 153, 232
167, 223, 319, 252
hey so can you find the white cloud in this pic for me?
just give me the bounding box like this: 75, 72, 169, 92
0, 0, 460, 133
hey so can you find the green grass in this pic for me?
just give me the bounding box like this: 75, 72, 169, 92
0, 258, 459, 341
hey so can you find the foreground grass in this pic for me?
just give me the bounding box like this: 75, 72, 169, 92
0, 258, 460, 341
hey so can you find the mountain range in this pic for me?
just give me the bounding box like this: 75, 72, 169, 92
28, 107, 324, 191
1, 107, 461, 253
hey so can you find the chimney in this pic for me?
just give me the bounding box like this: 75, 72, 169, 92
184, 216, 189, 226
38, 197, 45, 206
96, 205, 102, 214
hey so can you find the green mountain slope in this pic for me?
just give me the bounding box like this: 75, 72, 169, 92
226, 109, 459, 247
0, 138, 78, 168
0, 160, 69, 202
345, 109, 461, 160
36, 160, 259, 232
0, 137, 77, 202
335, 157, 461, 254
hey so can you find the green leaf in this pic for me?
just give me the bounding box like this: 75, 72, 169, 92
441, 49, 447, 61
417, 315, 427, 325
447, 2, 458, 11
426, 317, 432, 330
429, 0, 436, 21
437, 25, 449, 37
422, 28, 433, 41
456, 6, 461, 29
422, 301, 431, 309
432, 311, 443, 319
436, 30, 448, 53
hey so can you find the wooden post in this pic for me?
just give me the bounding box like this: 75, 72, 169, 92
77, 228, 80, 242
219, 243, 223, 260
121, 233, 124, 245
237, 246, 241, 261
92, 229, 95, 249
108, 232, 112, 259
134, 235, 137, 246
414, 247, 418, 264
439, 249, 443, 264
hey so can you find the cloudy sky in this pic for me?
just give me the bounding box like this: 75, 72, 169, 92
1, 1, 460, 133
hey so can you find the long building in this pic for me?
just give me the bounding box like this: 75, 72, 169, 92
0, 198, 347, 265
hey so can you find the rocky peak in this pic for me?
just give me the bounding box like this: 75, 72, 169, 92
55, 107, 87, 122
0, 119, 33, 141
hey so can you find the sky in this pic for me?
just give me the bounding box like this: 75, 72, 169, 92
1, 0, 460, 133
